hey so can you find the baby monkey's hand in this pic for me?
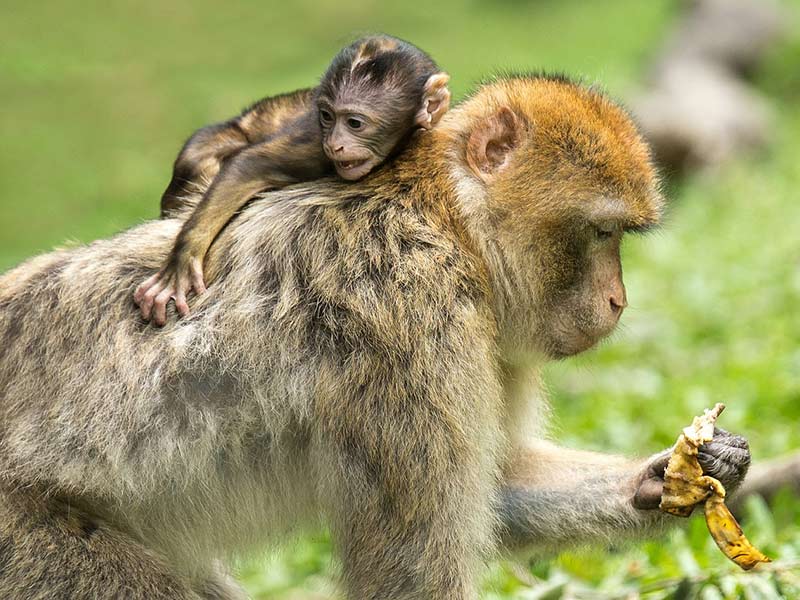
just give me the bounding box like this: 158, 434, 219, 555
133, 251, 206, 326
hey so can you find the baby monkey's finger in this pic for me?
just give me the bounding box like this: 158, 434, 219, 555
174, 290, 190, 318
134, 273, 161, 306
139, 279, 167, 321
152, 286, 175, 327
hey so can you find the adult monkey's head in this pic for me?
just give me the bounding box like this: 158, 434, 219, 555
440, 75, 663, 360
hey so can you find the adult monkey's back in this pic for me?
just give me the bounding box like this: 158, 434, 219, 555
0, 75, 751, 599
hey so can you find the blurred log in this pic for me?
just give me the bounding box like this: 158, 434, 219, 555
633, 60, 772, 174
631, 0, 786, 175
659, 0, 785, 77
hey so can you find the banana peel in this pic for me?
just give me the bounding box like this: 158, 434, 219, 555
660, 403, 770, 570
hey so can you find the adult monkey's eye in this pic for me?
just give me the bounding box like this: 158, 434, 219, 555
347, 117, 365, 130
595, 227, 614, 240
319, 109, 334, 125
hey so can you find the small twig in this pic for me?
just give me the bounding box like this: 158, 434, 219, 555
536, 560, 800, 600
502, 560, 542, 588
628, 559, 800, 597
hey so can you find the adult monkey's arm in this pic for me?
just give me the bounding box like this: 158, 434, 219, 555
495, 366, 751, 552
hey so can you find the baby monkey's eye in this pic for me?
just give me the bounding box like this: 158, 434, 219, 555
346, 117, 365, 131
319, 109, 334, 125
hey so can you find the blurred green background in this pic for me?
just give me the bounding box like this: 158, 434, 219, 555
1, 0, 799, 598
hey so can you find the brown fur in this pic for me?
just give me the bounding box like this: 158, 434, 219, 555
0, 75, 750, 598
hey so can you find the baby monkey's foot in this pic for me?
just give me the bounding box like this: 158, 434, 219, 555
133, 258, 206, 326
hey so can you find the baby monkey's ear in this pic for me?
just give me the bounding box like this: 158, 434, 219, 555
415, 72, 451, 130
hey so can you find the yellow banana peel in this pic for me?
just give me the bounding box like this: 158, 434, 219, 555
660, 403, 770, 570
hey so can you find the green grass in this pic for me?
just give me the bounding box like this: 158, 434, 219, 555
1, 0, 799, 598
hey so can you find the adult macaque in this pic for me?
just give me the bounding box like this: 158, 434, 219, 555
0, 75, 750, 599
136, 35, 450, 326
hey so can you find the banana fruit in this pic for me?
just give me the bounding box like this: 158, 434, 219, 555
660, 403, 771, 570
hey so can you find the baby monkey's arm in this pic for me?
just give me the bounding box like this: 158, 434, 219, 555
135, 120, 329, 326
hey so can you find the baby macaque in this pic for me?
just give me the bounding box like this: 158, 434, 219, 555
135, 35, 451, 325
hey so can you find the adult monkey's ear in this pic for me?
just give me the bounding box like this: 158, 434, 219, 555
415, 72, 451, 130
466, 107, 521, 183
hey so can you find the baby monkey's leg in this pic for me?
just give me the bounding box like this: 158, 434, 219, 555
160, 88, 316, 216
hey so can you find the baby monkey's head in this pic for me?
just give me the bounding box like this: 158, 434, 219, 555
317, 35, 451, 180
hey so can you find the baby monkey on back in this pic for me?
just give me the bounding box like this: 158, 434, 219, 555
135, 35, 451, 325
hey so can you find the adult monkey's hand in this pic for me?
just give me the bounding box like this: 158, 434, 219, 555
632, 427, 751, 510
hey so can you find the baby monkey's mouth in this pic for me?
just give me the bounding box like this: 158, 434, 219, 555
335, 159, 369, 171
334, 157, 376, 180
